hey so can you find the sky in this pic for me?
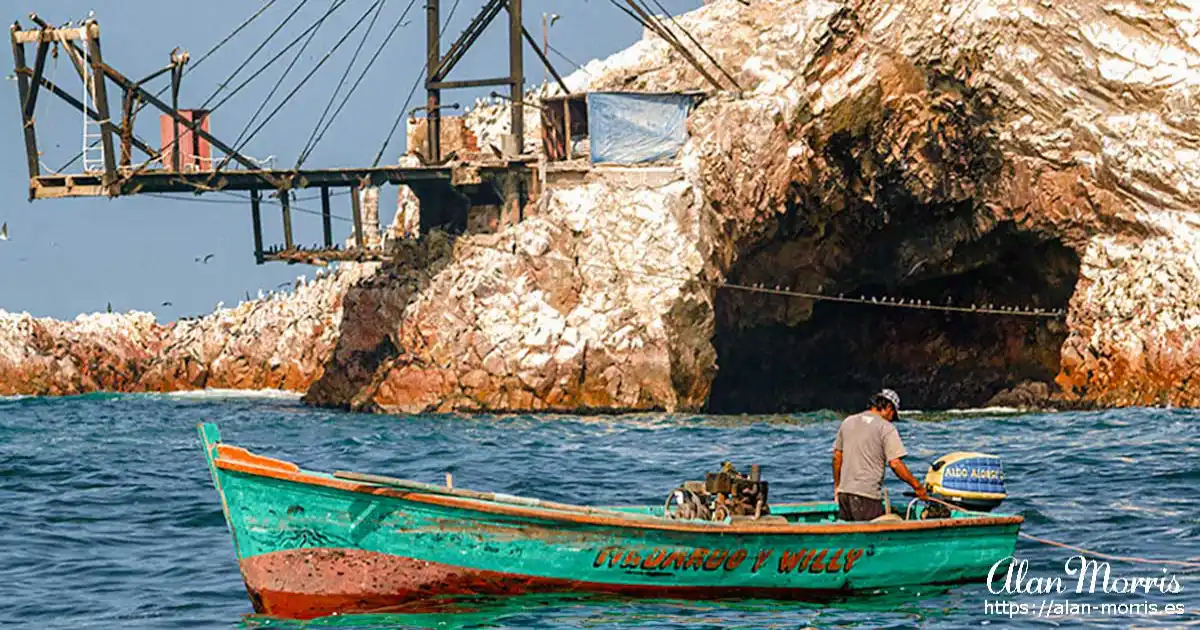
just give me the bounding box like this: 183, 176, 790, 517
0, 0, 700, 321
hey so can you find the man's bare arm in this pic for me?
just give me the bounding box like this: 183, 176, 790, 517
832, 449, 843, 496
888, 458, 929, 500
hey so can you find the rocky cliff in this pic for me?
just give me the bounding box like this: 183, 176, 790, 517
307, 0, 1200, 412
6, 0, 1200, 411
0, 264, 373, 396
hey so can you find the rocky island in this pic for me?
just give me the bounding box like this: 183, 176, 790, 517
4, 0, 1200, 412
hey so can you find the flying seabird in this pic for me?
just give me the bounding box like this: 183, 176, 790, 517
194, 253, 215, 264
161, 301, 173, 307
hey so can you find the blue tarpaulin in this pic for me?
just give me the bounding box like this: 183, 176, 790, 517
587, 92, 696, 164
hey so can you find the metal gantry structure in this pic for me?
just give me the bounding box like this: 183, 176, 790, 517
9, 2, 553, 264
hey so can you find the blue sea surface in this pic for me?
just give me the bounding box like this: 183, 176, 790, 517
1, 392, 1196, 629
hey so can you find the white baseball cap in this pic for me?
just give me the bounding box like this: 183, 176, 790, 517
878, 388, 900, 411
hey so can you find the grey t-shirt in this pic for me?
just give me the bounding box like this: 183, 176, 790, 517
834, 411, 907, 500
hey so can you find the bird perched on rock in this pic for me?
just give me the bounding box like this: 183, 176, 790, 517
0, 222, 7, 241
106, 302, 112, 313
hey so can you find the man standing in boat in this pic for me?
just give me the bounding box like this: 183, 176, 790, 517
832, 389, 928, 521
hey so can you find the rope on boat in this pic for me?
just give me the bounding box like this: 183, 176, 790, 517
1017, 532, 1200, 571
921, 496, 1200, 571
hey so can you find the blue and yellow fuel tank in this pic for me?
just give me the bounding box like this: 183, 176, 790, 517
923, 452, 1007, 511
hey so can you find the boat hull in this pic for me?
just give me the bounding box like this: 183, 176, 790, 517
200, 424, 1021, 619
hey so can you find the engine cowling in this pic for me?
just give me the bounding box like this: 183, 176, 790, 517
923, 452, 1007, 512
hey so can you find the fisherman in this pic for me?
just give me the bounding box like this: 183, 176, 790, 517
832, 388, 928, 521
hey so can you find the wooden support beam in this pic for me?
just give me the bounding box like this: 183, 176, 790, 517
433, 0, 506, 82
250, 189, 265, 265
12, 24, 92, 43
279, 191, 294, 250
520, 26, 569, 96
22, 39, 49, 120
508, 0, 524, 151
563, 98, 572, 160
170, 64, 182, 173
84, 22, 118, 189
426, 0, 442, 163
320, 186, 332, 248
95, 60, 278, 185
350, 184, 365, 249
427, 76, 514, 90
18, 70, 157, 158
10, 25, 40, 184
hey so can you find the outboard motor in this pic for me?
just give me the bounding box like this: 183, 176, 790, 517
923, 452, 1007, 512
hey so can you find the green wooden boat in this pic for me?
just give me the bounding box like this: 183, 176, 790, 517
199, 423, 1022, 619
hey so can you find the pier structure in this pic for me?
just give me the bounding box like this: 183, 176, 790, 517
8, 3, 559, 264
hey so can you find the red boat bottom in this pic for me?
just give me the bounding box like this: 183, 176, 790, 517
239, 548, 855, 619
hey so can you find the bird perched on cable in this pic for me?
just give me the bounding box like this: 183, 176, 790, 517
194, 253, 214, 264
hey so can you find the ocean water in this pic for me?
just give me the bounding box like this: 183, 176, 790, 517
1, 393, 1197, 629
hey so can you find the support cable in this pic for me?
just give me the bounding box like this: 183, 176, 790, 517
294, 0, 388, 168
146, 191, 356, 224
545, 42, 590, 76
188, 0, 280, 79
216, 0, 385, 172
298, 0, 422, 168
207, 0, 348, 114
230, 0, 338, 150
372, 0, 463, 167
54, 0, 284, 173
628, 0, 723, 90
201, 0, 313, 110
644, 0, 740, 90
87, 0, 333, 178
604, 0, 724, 91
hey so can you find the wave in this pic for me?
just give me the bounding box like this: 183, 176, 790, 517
0, 389, 304, 403
903, 406, 1025, 416
158, 388, 303, 401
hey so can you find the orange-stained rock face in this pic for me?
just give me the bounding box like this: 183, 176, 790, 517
0, 265, 374, 398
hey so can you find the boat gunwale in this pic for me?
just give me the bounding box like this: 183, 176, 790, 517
213, 451, 1024, 535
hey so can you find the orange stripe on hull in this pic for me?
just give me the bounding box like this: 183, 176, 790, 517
241, 548, 880, 619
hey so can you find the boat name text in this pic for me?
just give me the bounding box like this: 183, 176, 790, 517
593, 547, 865, 574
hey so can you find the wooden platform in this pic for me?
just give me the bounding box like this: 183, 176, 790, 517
29, 162, 529, 200
262, 247, 392, 265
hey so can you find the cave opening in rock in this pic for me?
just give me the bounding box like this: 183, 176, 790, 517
707, 225, 1081, 413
